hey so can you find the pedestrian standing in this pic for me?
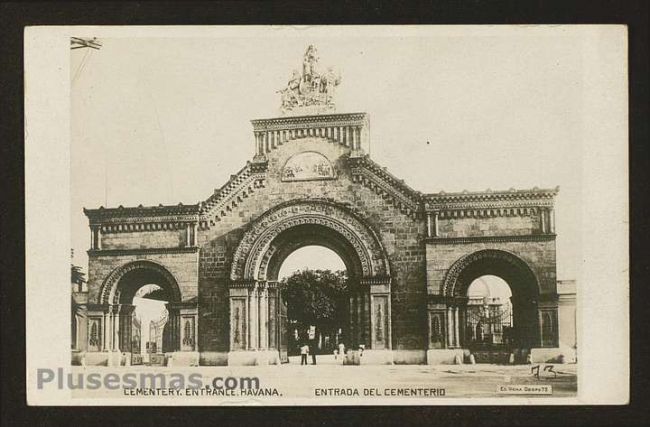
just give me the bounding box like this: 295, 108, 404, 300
300, 343, 309, 365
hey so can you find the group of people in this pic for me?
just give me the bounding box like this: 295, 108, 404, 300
299, 340, 365, 365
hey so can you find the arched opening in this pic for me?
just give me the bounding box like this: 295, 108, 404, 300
100, 261, 183, 364
277, 246, 348, 364
228, 200, 392, 364
132, 284, 169, 364
465, 275, 514, 350
262, 223, 373, 363
445, 250, 543, 361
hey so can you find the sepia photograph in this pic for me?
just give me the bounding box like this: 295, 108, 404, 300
23, 25, 629, 405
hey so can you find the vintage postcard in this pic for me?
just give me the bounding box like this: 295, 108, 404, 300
24, 25, 629, 405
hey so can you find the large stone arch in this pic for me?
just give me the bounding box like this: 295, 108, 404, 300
230, 199, 390, 281
99, 259, 182, 306
438, 249, 554, 352
227, 199, 393, 365
443, 249, 540, 299
90, 260, 195, 358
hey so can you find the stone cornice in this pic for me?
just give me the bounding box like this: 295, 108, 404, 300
199, 161, 268, 228
427, 234, 556, 245
251, 112, 367, 131
88, 247, 199, 257
84, 204, 200, 225
348, 155, 422, 217
359, 276, 392, 287
424, 187, 559, 211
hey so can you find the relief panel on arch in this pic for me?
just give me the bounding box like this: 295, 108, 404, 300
281, 151, 335, 182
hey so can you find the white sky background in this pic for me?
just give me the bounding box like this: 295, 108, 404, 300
71, 31, 583, 280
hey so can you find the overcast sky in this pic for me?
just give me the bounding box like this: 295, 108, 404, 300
71, 29, 584, 280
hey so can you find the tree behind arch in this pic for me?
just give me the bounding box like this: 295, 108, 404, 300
280, 269, 347, 333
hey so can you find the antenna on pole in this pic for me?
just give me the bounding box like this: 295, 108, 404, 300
70, 37, 107, 205
70, 37, 102, 50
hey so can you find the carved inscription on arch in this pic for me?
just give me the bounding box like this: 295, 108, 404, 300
230, 200, 389, 281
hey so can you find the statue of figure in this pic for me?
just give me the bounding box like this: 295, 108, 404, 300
279, 46, 340, 114
302, 45, 319, 83
321, 67, 341, 103
279, 70, 302, 109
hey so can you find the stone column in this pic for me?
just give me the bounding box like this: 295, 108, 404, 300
349, 294, 356, 346
549, 208, 556, 233
248, 283, 259, 349
260, 283, 268, 349
434, 212, 440, 237
366, 278, 391, 351
454, 307, 460, 348
103, 311, 110, 351
426, 212, 432, 238
446, 307, 454, 348
118, 304, 135, 353
112, 306, 119, 351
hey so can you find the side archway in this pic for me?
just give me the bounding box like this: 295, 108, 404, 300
100, 260, 182, 306
92, 260, 188, 356
442, 249, 548, 351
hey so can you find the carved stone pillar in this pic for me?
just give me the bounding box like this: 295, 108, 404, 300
248, 283, 259, 349
164, 305, 181, 353
446, 307, 454, 349
118, 304, 135, 353
229, 286, 249, 351
368, 278, 391, 350
454, 306, 460, 348
259, 282, 269, 349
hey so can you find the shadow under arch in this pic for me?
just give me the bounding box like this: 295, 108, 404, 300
227, 199, 393, 360
98, 260, 184, 355
444, 249, 541, 350
100, 260, 182, 306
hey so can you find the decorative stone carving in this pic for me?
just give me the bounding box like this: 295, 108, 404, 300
230, 200, 389, 281
442, 249, 539, 297
282, 151, 335, 182
348, 155, 422, 217
99, 260, 182, 305
278, 45, 341, 115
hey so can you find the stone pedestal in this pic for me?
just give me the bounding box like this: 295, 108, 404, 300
530, 347, 576, 363
426, 349, 466, 365
227, 350, 281, 366
167, 351, 200, 367
359, 349, 394, 365
199, 352, 229, 366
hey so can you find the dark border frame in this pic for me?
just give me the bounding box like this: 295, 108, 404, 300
1, 1, 647, 426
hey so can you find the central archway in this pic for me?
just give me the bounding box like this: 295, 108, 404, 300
228, 200, 392, 364
277, 246, 349, 363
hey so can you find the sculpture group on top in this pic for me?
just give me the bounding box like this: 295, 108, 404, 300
278, 45, 342, 115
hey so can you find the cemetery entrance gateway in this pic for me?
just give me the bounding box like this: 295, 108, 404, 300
80, 45, 572, 366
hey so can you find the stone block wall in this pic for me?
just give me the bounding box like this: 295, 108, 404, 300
196, 137, 428, 353
425, 239, 557, 296
438, 213, 542, 238
101, 229, 186, 250
87, 251, 199, 304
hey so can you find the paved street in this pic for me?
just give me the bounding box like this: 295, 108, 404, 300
68, 359, 577, 401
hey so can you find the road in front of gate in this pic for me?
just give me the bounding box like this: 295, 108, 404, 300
276, 356, 577, 398
69, 356, 577, 401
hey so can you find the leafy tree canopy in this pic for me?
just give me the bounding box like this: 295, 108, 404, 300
71, 264, 86, 285
281, 269, 347, 328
